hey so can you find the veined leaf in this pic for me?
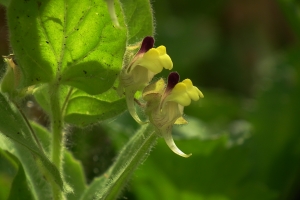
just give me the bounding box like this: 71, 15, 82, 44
119, 0, 154, 44
64, 87, 126, 127
33, 84, 127, 127
7, 0, 127, 95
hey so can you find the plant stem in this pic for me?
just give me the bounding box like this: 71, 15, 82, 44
49, 83, 64, 200
81, 124, 158, 200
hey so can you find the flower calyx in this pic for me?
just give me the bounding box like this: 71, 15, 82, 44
1, 54, 21, 98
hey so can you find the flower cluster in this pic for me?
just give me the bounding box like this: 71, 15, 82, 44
119, 36, 173, 123
118, 36, 203, 157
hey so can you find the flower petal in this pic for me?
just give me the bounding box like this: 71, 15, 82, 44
156, 45, 166, 55
174, 116, 188, 125
182, 79, 204, 101
133, 45, 173, 74
166, 83, 192, 106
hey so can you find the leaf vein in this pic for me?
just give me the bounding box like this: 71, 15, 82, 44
37, 8, 59, 64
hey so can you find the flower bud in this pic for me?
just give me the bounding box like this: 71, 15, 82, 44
1, 54, 21, 97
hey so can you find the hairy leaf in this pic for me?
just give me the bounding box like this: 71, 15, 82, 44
0, 93, 63, 193
34, 84, 127, 127
64, 87, 126, 127
0, 135, 52, 200
8, 0, 126, 94
7, 152, 35, 200
119, 0, 154, 44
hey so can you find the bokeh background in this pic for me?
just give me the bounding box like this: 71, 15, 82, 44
1, 0, 300, 199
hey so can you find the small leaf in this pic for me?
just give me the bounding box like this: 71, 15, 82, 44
7, 152, 35, 200
80, 124, 158, 200
8, 0, 127, 94
64, 87, 126, 127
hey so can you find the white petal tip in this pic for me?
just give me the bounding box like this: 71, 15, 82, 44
175, 151, 192, 158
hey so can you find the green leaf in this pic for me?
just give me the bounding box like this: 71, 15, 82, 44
7, 152, 35, 200
7, 0, 126, 94
80, 124, 158, 200
0, 149, 18, 200
0, 134, 52, 200
0, 92, 63, 193
64, 87, 126, 127
34, 84, 127, 127
64, 151, 87, 200
31, 121, 87, 200
119, 0, 154, 44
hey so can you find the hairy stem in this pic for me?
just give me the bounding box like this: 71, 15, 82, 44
81, 124, 158, 200
49, 83, 64, 200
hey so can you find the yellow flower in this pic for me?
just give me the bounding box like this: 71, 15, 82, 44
143, 72, 204, 158
119, 36, 173, 124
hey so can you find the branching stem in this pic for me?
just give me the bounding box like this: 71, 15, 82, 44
61, 87, 73, 115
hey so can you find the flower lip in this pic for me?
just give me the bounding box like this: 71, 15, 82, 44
160, 72, 180, 109
138, 36, 154, 54
166, 71, 180, 92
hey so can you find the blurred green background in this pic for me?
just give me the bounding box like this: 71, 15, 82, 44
1, 0, 300, 199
